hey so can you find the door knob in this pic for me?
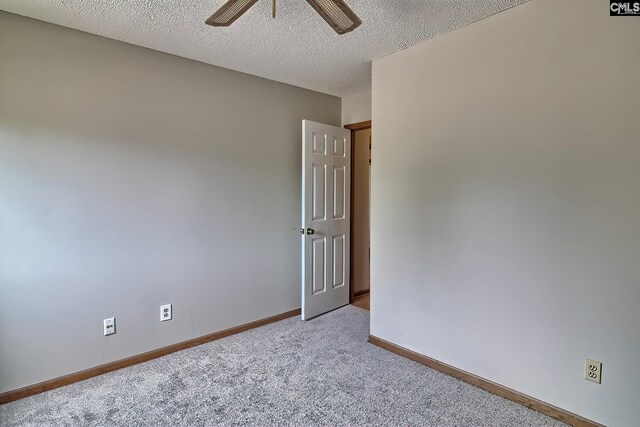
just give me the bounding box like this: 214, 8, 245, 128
306, 228, 315, 235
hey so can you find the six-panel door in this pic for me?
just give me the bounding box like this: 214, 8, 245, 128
302, 120, 351, 320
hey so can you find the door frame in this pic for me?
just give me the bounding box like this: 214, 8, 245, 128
344, 120, 372, 303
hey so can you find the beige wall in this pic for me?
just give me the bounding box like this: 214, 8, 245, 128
342, 90, 371, 125
0, 11, 340, 393
352, 129, 371, 294
371, 1, 640, 425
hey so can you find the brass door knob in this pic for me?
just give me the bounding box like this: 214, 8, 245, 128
306, 228, 315, 235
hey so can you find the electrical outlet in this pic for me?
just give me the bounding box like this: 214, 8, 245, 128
585, 358, 602, 384
160, 304, 172, 322
103, 317, 116, 336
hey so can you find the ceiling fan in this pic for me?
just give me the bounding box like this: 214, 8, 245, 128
205, 0, 362, 35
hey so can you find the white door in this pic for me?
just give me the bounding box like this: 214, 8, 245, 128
301, 120, 351, 320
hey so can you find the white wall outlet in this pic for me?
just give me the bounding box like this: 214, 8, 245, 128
585, 358, 602, 384
103, 317, 116, 336
160, 304, 172, 322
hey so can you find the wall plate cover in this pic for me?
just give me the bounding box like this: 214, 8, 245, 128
103, 317, 116, 336
160, 304, 172, 322
585, 358, 602, 384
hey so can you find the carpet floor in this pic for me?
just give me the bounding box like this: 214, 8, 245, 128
0, 306, 565, 426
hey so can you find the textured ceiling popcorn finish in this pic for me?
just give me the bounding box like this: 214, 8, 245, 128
0, 0, 528, 96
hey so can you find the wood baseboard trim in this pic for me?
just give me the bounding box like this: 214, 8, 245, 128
368, 335, 604, 427
0, 308, 301, 405
353, 289, 370, 298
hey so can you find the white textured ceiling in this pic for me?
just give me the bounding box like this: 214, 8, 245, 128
0, 0, 528, 96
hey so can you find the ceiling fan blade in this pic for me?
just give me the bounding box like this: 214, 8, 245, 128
205, 0, 259, 27
305, 0, 362, 35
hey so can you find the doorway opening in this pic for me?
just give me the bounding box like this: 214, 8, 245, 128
345, 120, 371, 311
